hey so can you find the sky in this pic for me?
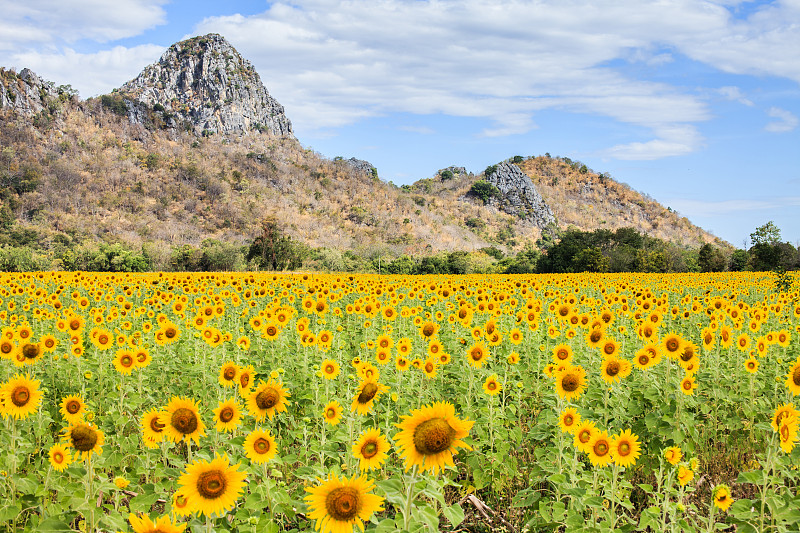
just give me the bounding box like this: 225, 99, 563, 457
1, 0, 798, 247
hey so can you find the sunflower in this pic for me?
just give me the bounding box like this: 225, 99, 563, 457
18, 342, 43, 365
63, 422, 105, 461
662, 332, 684, 359
320, 359, 340, 380
0, 373, 43, 420
558, 407, 581, 434
482, 375, 502, 396
218, 362, 239, 388
507, 351, 520, 365
713, 484, 734, 512
141, 407, 166, 448
552, 344, 573, 364
133, 347, 151, 368
680, 375, 697, 396
323, 400, 344, 426
48, 443, 73, 472
736, 333, 751, 352
59, 394, 87, 424
587, 430, 613, 467
677, 465, 694, 486
237, 365, 255, 392
585, 327, 604, 349
554, 364, 587, 402
394, 401, 474, 475
161, 397, 206, 445
771, 403, 798, 432
129, 513, 186, 533
351, 379, 389, 415
610, 429, 641, 468
677, 342, 699, 369
352, 428, 391, 471
213, 398, 243, 433
243, 428, 278, 464
779, 416, 799, 453
664, 446, 682, 465
600, 338, 619, 359
171, 489, 193, 517
466, 341, 490, 369
600, 355, 631, 384
572, 420, 599, 453
113, 349, 136, 375
785, 358, 800, 395
744, 357, 759, 374
376, 334, 393, 350
421, 358, 438, 379
178, 454, 247, 517
247, 379, 291, 422
304, 473, 384, 533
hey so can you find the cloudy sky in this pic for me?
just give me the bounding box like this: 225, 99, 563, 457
1, 0, 798, 246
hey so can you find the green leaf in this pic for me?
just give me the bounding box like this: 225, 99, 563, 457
376, 479, 405, 506
0, 503, 22, 523
36, 514, 76, 533
442, 503, 465, 526
737, 470, 765, 485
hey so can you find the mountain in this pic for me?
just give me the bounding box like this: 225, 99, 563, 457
0, 34, 727, 271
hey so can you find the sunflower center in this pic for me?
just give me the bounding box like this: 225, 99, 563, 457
0, 342, 11, 354
556, 349, 569, 360
254, 437, 271, 454
682, 380, 693, 391
361, 441, 379, 458
223, 368, 236, 380
66, 400, 81, 414
325, 486, 360, 521
121, 355, 133, 367
219, 407, 234, 423
326, 408, 337, 419
71, 425, 98, 451
780, 423, 790, 441
603, 344, 615, 356
325, 365, 335, 374
10, 385, 30, 407
357, 383, 379, 404
594, 440, 609, 456
793, 367, 800, 386
638, 355, 650, 366
413, 417, 456, 455
470, 348, 484, 361
605, 362, 620, 377
590, 330, 602, 343
618, 442, 631, 456
150, 416, 165, 433
487, 381, 497, 391
680, 350, 694, 362
666, 339, 679, 352
578, 430, 591, 444
240, 374, 250, 388
22, 343, 40, 359
53, 450, 64, 463
561, 373, 579, 392
256, 388, 279, 410
196, 470, 227, 500
563, 414, 574, 426
422, 324, 435, 337
171, 407, 199, 435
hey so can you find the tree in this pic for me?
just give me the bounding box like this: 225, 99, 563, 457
247, 217, 307, 271
750, 221, 782, 247
698, 243, 726, 272
729, 249, 749, 271
469, 180, 500, 204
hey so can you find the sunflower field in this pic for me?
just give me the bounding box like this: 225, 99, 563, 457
0, 271, 799, 533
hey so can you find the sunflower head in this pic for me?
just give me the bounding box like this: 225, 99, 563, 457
305, 473, 384, 533
178, 454, 247, 517
1, 373, 43, 420
48, 443, 73, 472
244, 429, 277, 464
352, 427, 391, 471
213, 398, 242, 433
161, 397, 206, 445
323, 400, 344, 426
63, 422, 105, 461
247, 379, 291, 421
218, 362, 239, 388
713, 484, 734, 512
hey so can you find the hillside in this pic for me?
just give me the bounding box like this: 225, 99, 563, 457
0, 34, 727, 271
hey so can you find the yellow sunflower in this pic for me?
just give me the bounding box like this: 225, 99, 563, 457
351, 379, 389, 415
662, 332, 684, 359
482, 375, 502, 396
323, 401, 344, 426
554, 364, 587, 402
610, 429, 641, 468
600, 355, 632, 384
59, 394, 87, 424
129, 513, 186, 533
48, 443, 73, 472
247, 379, 291, 422
465, 341, 490, 369
218, 361, 239, 388
243, 428, 278, 464
786, 358, 800, 395
771, 403, 798, 432
161, 397, 206, 445
573, 420, 597, 453
0, 373, 43, 420
237, 365, 255, 392
558, 407, 581, 434
112, 349, 136, 375
62, 422, 105, 461
171, 489, 193, 517
141, 407, 166, 448
713, 484, 734, 512
678, 465, 694, 486
352, 427, 391, 472
680, 375, 697, 396
320, 359, 340, 380
552, 344, 573, 364
394, 401, 474, 475
212, 398, 243, 433
779, 417, 798, 453
664, 446, 682, 465
177, 454, 247, 517
587, 430, 613, 467
304, 473, 384, 533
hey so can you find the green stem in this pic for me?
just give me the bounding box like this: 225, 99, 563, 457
403, 467, 418, 531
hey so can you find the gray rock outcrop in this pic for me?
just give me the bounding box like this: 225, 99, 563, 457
0, 68, 64, 116
484, 162, 555, 228
343, 158, 377, 178
119, 34, 292, 137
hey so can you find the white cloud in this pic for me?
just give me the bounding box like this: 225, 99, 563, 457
9, 45, 166, 98
765, 107, 799, 133
604, 125, 704, 160
717, 86, 754, 106
0, 0, 167, 49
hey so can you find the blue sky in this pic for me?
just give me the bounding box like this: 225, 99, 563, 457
1, 0, 798, 247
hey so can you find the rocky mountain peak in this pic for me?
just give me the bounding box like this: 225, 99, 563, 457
484, 162, 555, 228
119, 33, 292, 137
